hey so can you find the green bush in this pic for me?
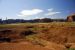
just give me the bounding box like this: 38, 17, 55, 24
68, 48, 75, 50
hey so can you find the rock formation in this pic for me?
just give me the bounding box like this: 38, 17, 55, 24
67, 14, 75, 22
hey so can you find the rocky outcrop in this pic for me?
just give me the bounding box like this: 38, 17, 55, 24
67, 14, 75, 22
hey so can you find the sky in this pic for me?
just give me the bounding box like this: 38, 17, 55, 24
0, 0, 75, 20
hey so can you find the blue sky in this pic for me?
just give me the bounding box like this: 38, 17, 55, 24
0, 0, 75, 20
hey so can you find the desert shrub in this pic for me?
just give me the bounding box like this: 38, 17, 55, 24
0, 37, 11, 42
0, 29, 13, 35
26, 35, 50, 47
65, 43, 71, 49
20, 30, 36, 37
26, 25, 34, 28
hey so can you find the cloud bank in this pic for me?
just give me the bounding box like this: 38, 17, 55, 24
18, 8, 61, 18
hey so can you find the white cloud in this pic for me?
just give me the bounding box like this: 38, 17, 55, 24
47, 8, 53, 11
45, 8, 61, 16
18, 9, 43, 16
45, 12, 61, 16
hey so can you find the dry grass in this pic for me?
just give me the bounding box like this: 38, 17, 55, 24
0, 22, 75, 50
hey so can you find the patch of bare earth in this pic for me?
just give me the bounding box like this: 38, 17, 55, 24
0, 42, 51, 50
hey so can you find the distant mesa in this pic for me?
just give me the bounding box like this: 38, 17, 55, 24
67, 14, 75, 22
0, 14, 75, 24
